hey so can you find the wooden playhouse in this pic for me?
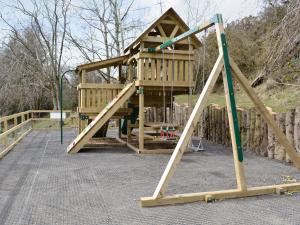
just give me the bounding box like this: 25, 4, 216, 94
69, 8, 201, 154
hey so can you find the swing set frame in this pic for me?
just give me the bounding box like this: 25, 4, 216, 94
140, 14, 300, 207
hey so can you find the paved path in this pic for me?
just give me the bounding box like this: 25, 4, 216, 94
0, 130, 300, 225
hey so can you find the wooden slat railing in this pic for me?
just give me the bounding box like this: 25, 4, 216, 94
136, 52, 195, 87
0, 110, 75, 159
77, 83, 124, 113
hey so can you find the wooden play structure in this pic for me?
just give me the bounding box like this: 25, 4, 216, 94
138, 13, 300, 207
67, 9, 300, 206
68, 8, 201, 154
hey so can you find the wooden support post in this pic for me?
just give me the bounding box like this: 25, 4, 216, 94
80, 70, 87, 133
286, 109, 295, 163
216, 22, 246, 191
221, 107, 226, 144
3, 120, 8, 146
188, 43, 193, 116
127, 119, 131, 142
254, 112, 262, 154
14, 117, 17, 127
118, 119, 122, 139
261, 118, 268, 157
139, 87, 144, 152
267, 113, 276, 159
128, 63, 133, 81
246, 109, 251, 151
222, 69, 246, 191
294, 107, 300, 154
118, 65, 122, 82
274, 113, 286, 161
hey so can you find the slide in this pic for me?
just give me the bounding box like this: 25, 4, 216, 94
68, 82, 136, 153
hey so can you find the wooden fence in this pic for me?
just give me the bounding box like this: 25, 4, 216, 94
145, 103, 300, 164
0, 110, 75, 159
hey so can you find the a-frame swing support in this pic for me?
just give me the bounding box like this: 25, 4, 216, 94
140, 14, 300, 207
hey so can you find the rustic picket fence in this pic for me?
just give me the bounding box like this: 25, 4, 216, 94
145, 103, 300, 163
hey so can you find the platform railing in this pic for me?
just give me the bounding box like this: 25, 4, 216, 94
77, 83, 124, 113
136, 52, 196, 87
0, 110, 76, 159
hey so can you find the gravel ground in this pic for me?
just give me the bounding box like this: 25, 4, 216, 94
0, 129, 300, 225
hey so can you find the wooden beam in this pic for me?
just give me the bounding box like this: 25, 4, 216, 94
150, 54, 224, 199
143, 36, 191, 45
78, 83, 124, 89
161, 19, 177, 25
230, 58, 300, 170
170, 25, 179, 38
157, 24, 167, 37
140, 182, 300, 207
0, 111, 30, 123
139, 87, 145, 152
137, 52, 195, 61
216, 23, 246, 191
3, 120, 8, 146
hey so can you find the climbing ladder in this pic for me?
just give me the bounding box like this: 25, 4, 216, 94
68, 82, 136, 153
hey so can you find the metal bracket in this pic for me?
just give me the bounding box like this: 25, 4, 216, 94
79, 114, 89, 120
211, 14, 223, 24
136, 87, 144, 95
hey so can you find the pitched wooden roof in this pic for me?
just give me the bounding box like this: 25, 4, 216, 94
124, 7, 201, 53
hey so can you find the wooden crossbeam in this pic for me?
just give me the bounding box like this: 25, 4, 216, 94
141, 183, 300, 207
170, 25, 179, 39
157, 24, 167, 37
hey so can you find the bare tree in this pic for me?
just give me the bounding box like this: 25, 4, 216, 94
0, 0, 72, 109
69, 0, 141, 83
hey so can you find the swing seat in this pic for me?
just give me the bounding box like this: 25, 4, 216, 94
160, 125, 178, 141
188, 137, 204, 152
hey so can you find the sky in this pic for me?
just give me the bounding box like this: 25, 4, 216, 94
131, 0, 263, 26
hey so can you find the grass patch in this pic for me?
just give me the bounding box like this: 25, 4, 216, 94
32, 118, 74, 129
175, 85, 300, 112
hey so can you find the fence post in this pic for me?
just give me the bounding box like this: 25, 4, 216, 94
294, 107, 300, 155
3, 120, 8, 146
261, 118, 268, 157
286, 109, 295, 163
274, 113, 286, 161
254, 112, 261, 154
